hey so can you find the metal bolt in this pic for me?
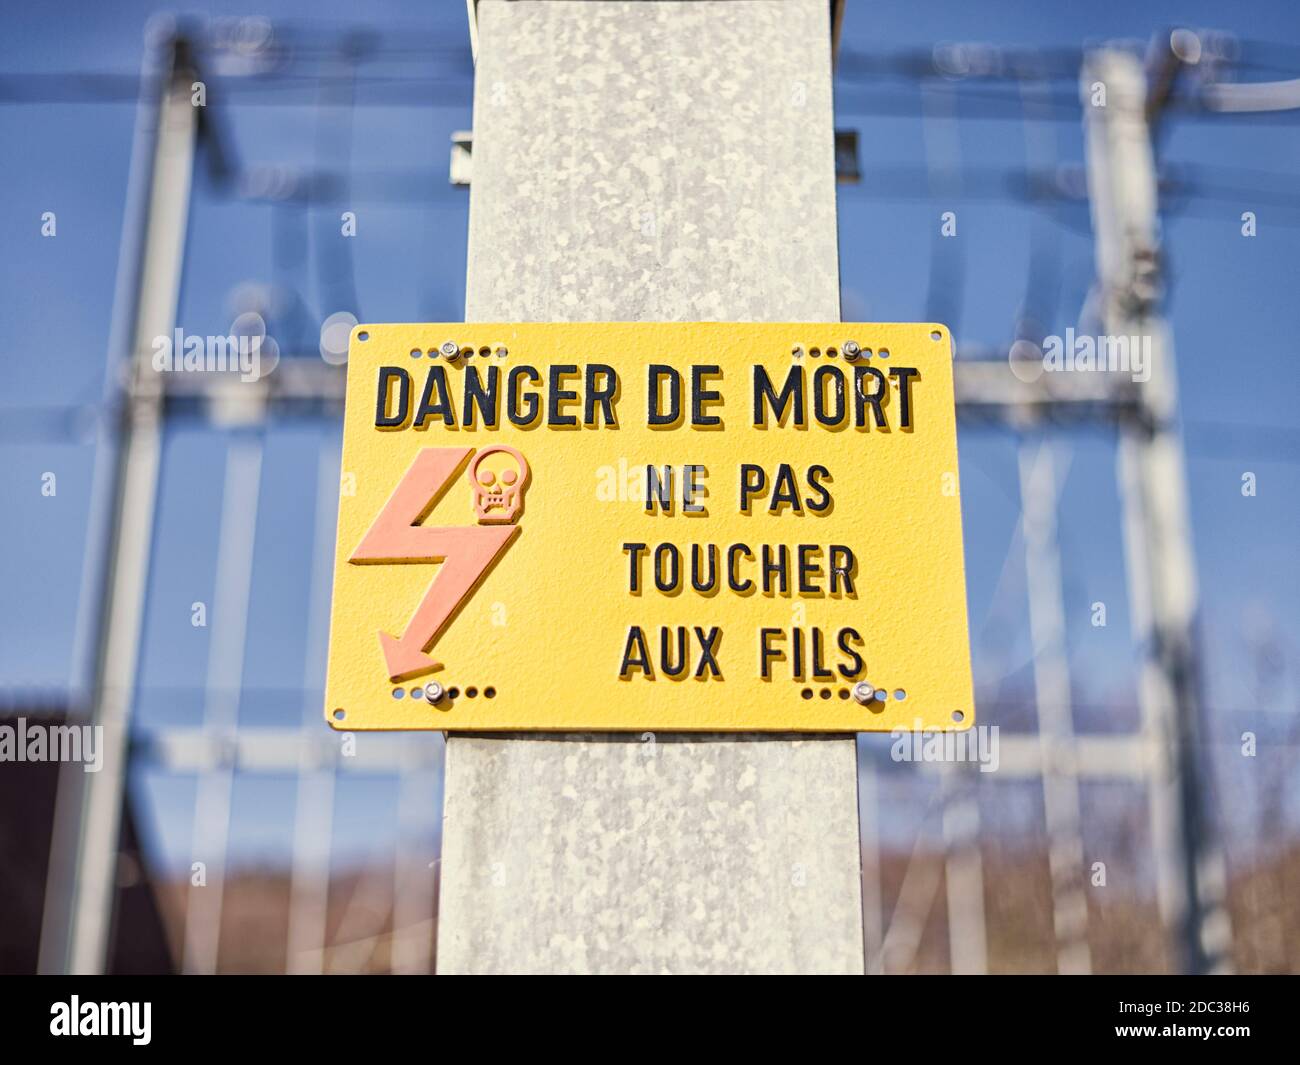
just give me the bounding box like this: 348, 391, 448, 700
423, 681, 445, 704
852, 681, 875, 705
843, 340, 861, 360
440, 340, 458, 359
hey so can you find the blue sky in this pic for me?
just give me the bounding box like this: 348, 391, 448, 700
1, 0, 1297, 877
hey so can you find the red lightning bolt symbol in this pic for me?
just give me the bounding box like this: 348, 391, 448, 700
350, 448, 518, 682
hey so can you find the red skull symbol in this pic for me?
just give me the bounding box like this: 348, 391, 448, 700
467, 445, 530, 524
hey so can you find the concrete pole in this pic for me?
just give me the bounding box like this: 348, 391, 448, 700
438, 0, 864, 974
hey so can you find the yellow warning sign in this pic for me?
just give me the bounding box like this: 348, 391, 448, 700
324, 322, 973, 732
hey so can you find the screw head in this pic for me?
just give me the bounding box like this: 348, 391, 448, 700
423, 681, 445, 704
852, 681, 876, 705
843, 340, 861, 360
440, 340, 458, 359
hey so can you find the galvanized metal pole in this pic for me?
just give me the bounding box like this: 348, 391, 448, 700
39, 24, 198, 974
438, 0, 864, 973
940, 762, 987, 974
1018, 441, 1091, 974
1083, 49, 1231, 974
181, 441, 263, 974
286, 448, 343, 974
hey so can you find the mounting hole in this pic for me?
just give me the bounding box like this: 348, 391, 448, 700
427, 348, 440, 358
447, 687, 460, 699
458, 347, 474, 361
827, 346, 838, 358
819, 688, 832, 700
466, 687, 478, 698
809, 347, 821, 359
791, 345, 803, 358
800, 688, 813, 700
391, 688, 404, 700
879, 347, 890, 359
952, 709, 965, 724
409, 687, 423, 699
930, 330, 943, 341
478, 346, 491, 358
484, 686, 496, 698
409, 348, 422, 358
356, 331, 369, 342
839, 688, 850, 700
332, 708, 346, 721
894, 689, 907, 701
